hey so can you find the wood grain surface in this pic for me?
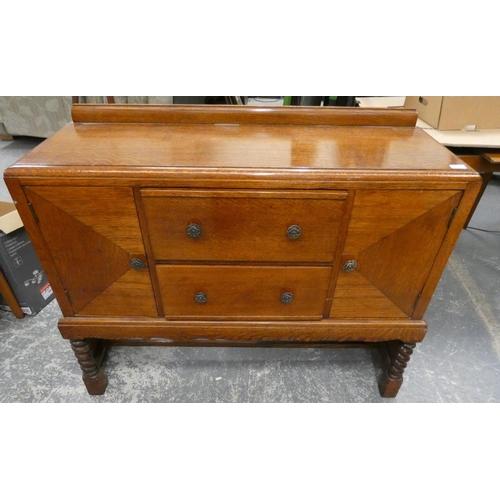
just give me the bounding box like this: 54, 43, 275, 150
23, 185, 157, 317
157, 264, 331, 319
331, 189, 463, 319
11, 123, 470, 173
71, 104, 418, 127
58, 316, 428, 343
142, 190, 346, 263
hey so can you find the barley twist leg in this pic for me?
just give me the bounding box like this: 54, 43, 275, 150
378, 341, 416, 398
70, 339, 108, 395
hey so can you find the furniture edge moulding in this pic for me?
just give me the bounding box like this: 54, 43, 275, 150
71, 104, 418, 128
58, 317, 428, 344
3, 170, 480, 193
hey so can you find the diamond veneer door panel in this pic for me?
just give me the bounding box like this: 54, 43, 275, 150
330, 190, 462, 319
25, 186, 157, 317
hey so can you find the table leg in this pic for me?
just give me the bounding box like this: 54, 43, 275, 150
378, 341, 416, 397
70, 339, 108, 395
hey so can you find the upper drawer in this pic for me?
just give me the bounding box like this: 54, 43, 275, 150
141, 189, 348, 262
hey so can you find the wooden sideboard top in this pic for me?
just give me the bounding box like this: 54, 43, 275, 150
5, 105, 480, 188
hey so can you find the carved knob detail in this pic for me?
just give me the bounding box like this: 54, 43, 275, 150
187, 223, 202, 239
194, 292, 207, 304
343, 260, 358, 272
287, 225, 302, 240
130, 258, 146, 270
280, 292, 294, 304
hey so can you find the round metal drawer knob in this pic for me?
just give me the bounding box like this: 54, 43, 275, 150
287, 224, 302, 240
280, 292, 294, 304
194, 292, 207, 304
130, 258, 146, 270
343, 260, 358, 272
187, 223, 202, 239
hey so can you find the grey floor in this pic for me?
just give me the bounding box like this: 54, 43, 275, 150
1, 137, 499, 403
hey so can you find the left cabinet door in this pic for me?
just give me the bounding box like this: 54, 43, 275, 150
24, 186, 158, 317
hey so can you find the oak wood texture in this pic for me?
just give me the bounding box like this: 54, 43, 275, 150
330, 189, 463, 319
133, 187, 165, 317
323, 190, 356, 317
142, 189, 347, 263
412, 181, 482, 320
3, 178, 74, 317
342, 189, 462, 255
4, 105, 482, 397
12, 123, 471, 174
58, 317, 428, 343
71, 104, 418, 127
110, 339, 382, 348
157, 264, 331, 319
330, 270, 409, 319
23, 186, 157, 317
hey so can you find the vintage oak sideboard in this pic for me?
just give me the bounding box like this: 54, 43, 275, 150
4, 105, 481, 397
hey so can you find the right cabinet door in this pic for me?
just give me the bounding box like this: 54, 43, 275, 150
330, 189, 463, 319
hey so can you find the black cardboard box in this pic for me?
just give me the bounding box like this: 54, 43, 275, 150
0, 200, 54, 315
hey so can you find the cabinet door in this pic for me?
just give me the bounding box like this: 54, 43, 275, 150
330, 189, 462, 319
24, 186, 158, 317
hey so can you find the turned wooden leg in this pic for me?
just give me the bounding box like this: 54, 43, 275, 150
378, 341, 416, 398
70, 339, 109, 395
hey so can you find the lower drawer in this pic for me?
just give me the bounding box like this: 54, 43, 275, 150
157, 265, 332, 319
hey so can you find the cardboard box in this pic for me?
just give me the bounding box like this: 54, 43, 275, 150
404, 96, 500, 130
0, 201, 54, 315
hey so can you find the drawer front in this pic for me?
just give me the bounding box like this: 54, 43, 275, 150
157, 265, 332, 319
142, 190, 347, 262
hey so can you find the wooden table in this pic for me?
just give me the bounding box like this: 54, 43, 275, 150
4, 104, 481, 397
